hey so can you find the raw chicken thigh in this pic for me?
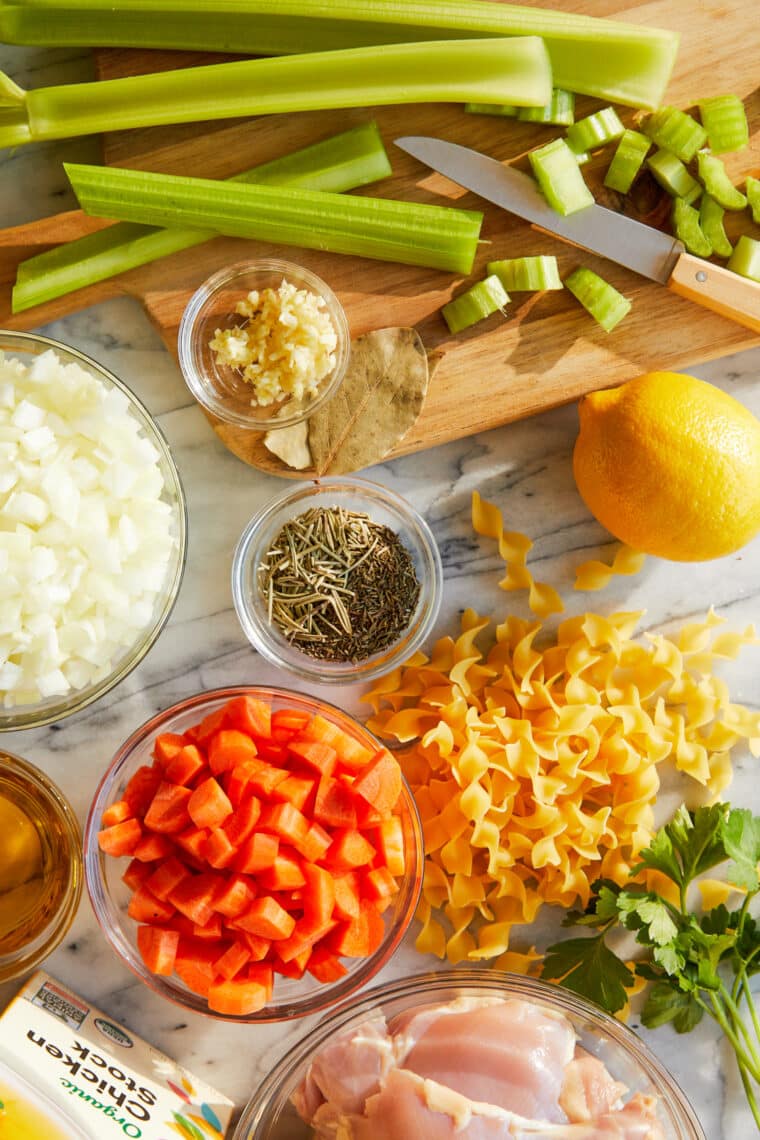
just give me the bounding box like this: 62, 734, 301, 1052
293, 997, 665, 1140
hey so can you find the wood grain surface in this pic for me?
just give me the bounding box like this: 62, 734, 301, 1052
0, 1, 758, 477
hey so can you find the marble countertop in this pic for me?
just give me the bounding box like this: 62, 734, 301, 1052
1, 43, 759, 1140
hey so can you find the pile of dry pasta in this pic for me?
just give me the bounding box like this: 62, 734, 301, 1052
363, 493, 759, 966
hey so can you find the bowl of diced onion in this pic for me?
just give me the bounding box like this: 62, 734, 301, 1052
0, 330, 187, 730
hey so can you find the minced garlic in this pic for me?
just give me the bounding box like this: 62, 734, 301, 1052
209, 279, 338, 407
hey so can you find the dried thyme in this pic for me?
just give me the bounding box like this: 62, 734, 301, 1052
258, 506, 420, 662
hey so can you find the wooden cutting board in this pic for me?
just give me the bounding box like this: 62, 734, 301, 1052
0, 1, 758, 477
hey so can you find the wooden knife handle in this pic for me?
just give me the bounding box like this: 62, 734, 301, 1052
668, 252, 760, 334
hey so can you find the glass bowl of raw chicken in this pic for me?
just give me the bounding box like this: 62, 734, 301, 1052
233, 969, 705, 1140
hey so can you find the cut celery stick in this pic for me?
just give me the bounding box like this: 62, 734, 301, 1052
487, 255, 562, 291
0, 0, 680, 110
603, 129, 650, 194
727, 235, 760, 283
566, 107, 624, 154
643, 106, 707, 164
699, 195, 733, 258
2, 37, 551, 148
13, 123, 391, 313
696, 151, 747, 211
442, 274, 509, 334
647, 149, 701, 204
672, 198, 711, 257
65, 163, 484, 274
517, 89, 575, 125
698, 94, 749, 154
465, 102, 518, 117
747, 177, 760, 224
529, 138, 594, 216
564, 267, 631, 332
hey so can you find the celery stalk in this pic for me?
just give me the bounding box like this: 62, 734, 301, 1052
0, 0, 680, 110
1, 38, 552, 148
696, 151, 747, 211
698, 95, 749, 154
517, 89, 575, 126
747, 177, 760, 224
487, 256, 562, 291
442, 274, 509, 334
529, 138, 594, 216
642, 106, 707, 164
672, 198, 711, 258
564, 267, 631, 332
603, 129, 650, 194
699, 195, 733, 258
465, 103, 518, 118
13, 123, 391, 313
647, 149, 701, 204
566, 107, 624, 154
727, 235, 760, 283
65, 163, 483, 274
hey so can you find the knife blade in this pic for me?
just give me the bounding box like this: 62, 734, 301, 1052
395, 135, 684, 284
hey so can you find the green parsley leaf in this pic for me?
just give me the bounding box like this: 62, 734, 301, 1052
670, 803, 728, 882
642, 980, 704, 1033
615, 891, 679, 945
632, 822, 683, 884
722, 808, 760, 891
542, 934, 634, 1014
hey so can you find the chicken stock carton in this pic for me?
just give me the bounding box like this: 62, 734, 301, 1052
0, 971, 234, 1139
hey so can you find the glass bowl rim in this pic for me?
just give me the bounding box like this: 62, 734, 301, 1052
83, 684, 424, 1024
0, 328, 188, 731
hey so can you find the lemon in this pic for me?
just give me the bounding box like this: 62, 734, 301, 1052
573, 371, 760, 562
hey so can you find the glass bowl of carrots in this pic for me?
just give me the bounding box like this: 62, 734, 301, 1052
84, 686, 423, 1023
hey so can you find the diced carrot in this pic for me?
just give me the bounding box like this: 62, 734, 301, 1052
314, 776, 357, 830
276, 916, 337, 962
174, 961, 213, 997
175, 826, 210, 864
169, 873, 223, 927
186, 705, 228, 747
203, 828, 238, 869
214, 939, 250, 981
255, 742, 290, 765
258, 852, 306, 892
225, 695, 271, 739
164, 743, 206, 787
153, 732, 188, 767
234, 896, 295, 941
222, 796, 261, 847
258, 802, 309, 846
246, 963, 274, 996
127, 884, 175, 924
271, 708, 311, 735
214, 874, 256, 919
144, 782, 193, 835
146, 856, 190, 901
224, 760, 265, 808
327, 901, 385, 958
361, 866, 398, 904
133, 832, 175, 862
137, 926, 179, 976
324, 829, 376, 870
333, 872, 361, 921
208, 978, 269, 1016
272, 774, 316, 813
352, 750, 403, 819
287, 739, 338, 778
273, 948, 311, 978
235, 832, 279, 874
98, 818, 142, 857
292, 821, 332, 864
239, 931, 271, 961
208, 729, 258, 775
122, 858, 152, 892
192, 914, 223, 941
302, 863, 335, 926
101, 800, 132, 828
188, 776, 233, 831
308, 946, 348, 983
303, 715, 373, 773
123, 765, 163, 815
248, 765, 290, 798
373, 816, 406, 877
174, 939, 219, 996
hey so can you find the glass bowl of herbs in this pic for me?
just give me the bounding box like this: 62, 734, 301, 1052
231, 478, 442, 684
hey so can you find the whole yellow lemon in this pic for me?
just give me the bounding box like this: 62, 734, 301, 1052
573, 371, 760, 561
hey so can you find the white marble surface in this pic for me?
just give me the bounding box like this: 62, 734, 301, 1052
1, 42, 759, 1140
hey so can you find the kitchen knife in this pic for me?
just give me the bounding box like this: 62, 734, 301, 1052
395, 136, 760, 335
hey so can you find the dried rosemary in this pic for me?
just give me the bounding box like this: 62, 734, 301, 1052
258, 505, 420, 662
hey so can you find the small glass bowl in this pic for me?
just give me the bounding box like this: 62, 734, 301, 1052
178, 259, 351, 431
84, 686, 424, 1023
0, 750, 82, 982
233, 970, 706, 1140
231, 477, 443, 685
0, 331, 187, 731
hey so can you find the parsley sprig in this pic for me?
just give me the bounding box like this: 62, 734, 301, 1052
542, 804, 760, 1129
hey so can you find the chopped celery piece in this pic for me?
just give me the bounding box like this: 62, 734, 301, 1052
65, 163, 484, 274
529, 138, 594, 216
2, 37, 552, 147
642, 106, 707, 164
564, 267, 631, 332
603, 129, 650, 193
696, 151, 747, 211
698, 94, 749, 154
672, 198, 711, 257
699, 195, 733, 258
727, 235, 760, 283
465, 102, 518, 117
517, 89, 574, 125
574, 151, 591, 166
442, 274, 509, 334
647, 149, 701, 204
12, 123, 391, 313
747, 177, 760, 224
566, 106, 624, 154
487, 255, 562, 291
0, 0, 680, 110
